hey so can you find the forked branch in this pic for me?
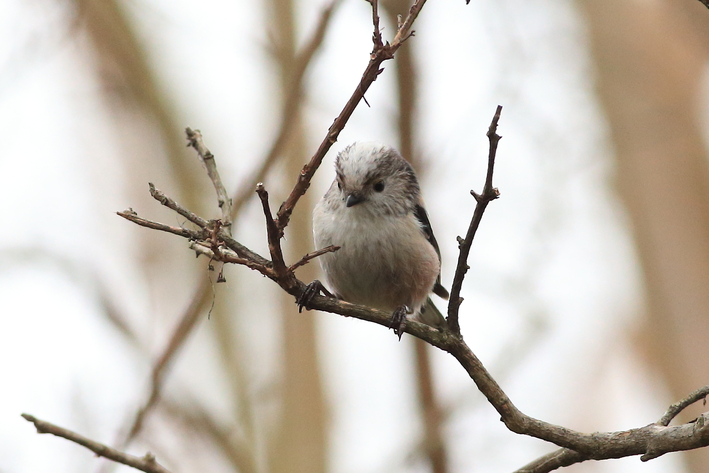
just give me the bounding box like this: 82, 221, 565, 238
275, 0, 429, 232
446, 105, 502, 334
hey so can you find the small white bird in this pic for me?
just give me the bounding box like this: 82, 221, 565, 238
303, 142, 449, 337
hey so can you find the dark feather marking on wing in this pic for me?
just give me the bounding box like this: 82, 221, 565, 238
414, 204, 449, 300
414, 204, 440, 258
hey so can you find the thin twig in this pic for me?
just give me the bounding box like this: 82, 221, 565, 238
256, 183, 289, 278
367, 0, 384, 49
391, 0, 425, 45
287, 245, 340, 273
659, 385, 709, 426
190, 241, 274, 277
117, 210, 205, 240
186, 128, 233, 232
230, 0, 340, 220
22, 414, 171, 473
446, 105, 502, 334
275, 0, 430, 233
149, 183, 209, 228
514, 448, 584, 473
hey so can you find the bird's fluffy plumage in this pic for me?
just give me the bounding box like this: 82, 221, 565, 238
313, 142, 447, 328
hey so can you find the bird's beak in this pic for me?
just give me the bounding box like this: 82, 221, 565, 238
346, 192, 365, 207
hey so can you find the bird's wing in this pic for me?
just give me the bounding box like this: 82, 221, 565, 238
414, 204, 449, 300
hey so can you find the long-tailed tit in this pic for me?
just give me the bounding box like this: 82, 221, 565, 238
301, 142, 449, 338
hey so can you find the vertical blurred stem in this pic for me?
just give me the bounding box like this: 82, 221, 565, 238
266, 1, 328, 473
211, 289, 259, 473
413, 340, 447, 473
72, 0, 207, 212
386, 9, 417, 163
578, 0, 709, 471
383, 2, 448, 472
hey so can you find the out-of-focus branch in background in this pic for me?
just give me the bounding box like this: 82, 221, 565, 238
266, 0, 329, 471
578, 0, 709, 470
382, 0, 448, 470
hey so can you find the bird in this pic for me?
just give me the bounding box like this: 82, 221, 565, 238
300, 142, 449, 338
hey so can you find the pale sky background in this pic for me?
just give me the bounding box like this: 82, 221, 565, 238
0, 0, 691, 472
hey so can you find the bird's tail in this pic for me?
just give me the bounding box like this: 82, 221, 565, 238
418, 297, 447, 329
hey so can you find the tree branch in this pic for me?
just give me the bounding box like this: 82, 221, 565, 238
22, 414, 171, 473
186, 128, 233, 231
116, 209, 205, 240
256, 183, 289, 279
275, 0, 429, 232
367, 0, 384, 49
288, 245, 340, 273
659, 384, 709, 426
446, 105, 502, 334
148, 183, 209, 228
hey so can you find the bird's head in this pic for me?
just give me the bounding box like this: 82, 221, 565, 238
333, 142, 421, 216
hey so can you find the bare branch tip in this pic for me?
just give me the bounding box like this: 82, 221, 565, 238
488, 105, 503, 132
118, 208, 137, 217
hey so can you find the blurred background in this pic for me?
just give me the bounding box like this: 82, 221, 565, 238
2, 0, 709, 472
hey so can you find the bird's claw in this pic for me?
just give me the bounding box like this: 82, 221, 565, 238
389, 305, 410, 340
297, 280, 330, 313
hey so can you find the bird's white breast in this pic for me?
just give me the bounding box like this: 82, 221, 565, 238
313, 197, 439, 314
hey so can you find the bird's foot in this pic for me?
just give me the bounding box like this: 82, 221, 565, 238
389, 305, 410, 341
297, 280, 333, 313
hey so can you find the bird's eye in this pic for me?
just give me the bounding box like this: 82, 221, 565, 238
373, 181, 385, 192
337, 181, 342, 191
